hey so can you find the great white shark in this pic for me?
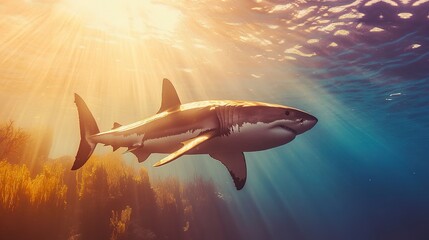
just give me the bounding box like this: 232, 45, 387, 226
72, 79, 318, 190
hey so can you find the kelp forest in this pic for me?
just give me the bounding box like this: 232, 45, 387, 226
0, 121, 240, 240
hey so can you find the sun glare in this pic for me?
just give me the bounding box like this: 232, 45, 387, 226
59, 0, 182, 35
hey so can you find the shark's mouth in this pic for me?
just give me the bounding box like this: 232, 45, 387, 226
269, 123, 297, 136
267, 120, 297, 136
279, 125, 297, 135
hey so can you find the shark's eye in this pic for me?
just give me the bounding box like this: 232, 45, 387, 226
285, 111, 290, 116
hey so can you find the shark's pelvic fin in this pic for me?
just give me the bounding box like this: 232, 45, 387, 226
153, 130, 217, 167
129, 147, 151, 163
210, 152, 247, 190
157, 78, 181, 113
112, 122, 122, 129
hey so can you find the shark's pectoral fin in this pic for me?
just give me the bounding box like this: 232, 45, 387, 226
153, 130, 217, 167
128, 147, 151, 163
210, 152, 247, 190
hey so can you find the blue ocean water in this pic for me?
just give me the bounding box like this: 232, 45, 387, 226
213, 3, 429, 240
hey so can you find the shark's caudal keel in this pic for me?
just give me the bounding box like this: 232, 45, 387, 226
72, 79, 318, 190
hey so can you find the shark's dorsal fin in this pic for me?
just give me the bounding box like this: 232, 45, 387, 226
210, 152, 247, 190
153, 130, 217, 167
112, 122, 122, 129
157, 78, 181, 113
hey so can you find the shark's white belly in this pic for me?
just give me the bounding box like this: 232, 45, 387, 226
143, 129, 203, 153
143, 121, 295, 154
92, 121, 295, 154
196, 121, 296, 153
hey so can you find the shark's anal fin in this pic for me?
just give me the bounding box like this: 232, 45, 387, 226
112, 122, 122, 129
210, 152, 247, 190
157, 78, 181, 113
128, 147, 151, 163
153, 130, 217, 167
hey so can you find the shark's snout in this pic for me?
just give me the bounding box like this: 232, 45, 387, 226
289, 111, 318, 134
305, 114, 318, 131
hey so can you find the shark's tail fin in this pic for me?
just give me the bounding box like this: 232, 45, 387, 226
72, 94, 100, 170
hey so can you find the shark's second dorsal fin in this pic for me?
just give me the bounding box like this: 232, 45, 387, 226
157, 78, 181, 113
112, 122, 122, 129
